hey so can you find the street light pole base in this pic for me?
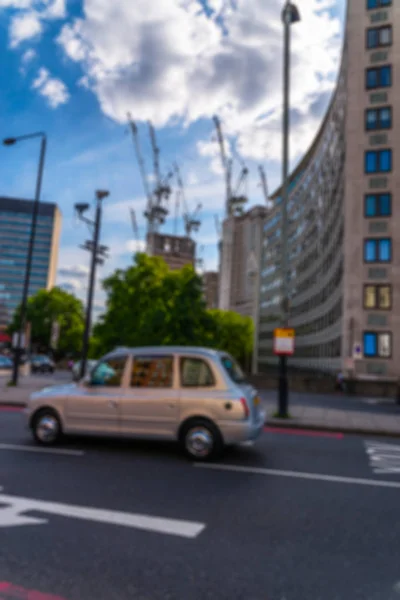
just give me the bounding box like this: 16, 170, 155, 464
278, 354, 288, 418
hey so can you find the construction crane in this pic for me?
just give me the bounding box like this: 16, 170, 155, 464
127, 113, 171, 237
173, 162, 202, 238
130, 208, 140, 245
147, 121, 172, 232
258, 165, 269, 204
213, 115, 249, 218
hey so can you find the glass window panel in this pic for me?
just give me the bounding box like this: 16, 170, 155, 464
378, 238, 391, 262
378, 333, 391, 358
131, 356, 173, 388
180, 357, 215, 387
366, 69, 377, 89
364, 239, 377, 262
364, 332, 377, 357
365, 195, 376, 216
367, 29, 378, 48
365, 151, 377, 173
379, 149, 392, 172
364, 286, 376, 309
381, 66, 392, 87
380, 27, 391, 45
379, 107, 391, 128
379, 194, 391, 216
378, 286, 391, 309
91, 356, 127, 387
367, 0, 377, 8
366, 110, 377, 130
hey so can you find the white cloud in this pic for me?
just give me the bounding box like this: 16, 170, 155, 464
9, 12, 41, 47
4, 0, 66, 48
56, 0, 342, 164
126, 239, 146, 253
21, 47, 36, 63
32, 67, 70, 108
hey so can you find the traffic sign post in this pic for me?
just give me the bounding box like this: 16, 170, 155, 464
274, 328, 295, 356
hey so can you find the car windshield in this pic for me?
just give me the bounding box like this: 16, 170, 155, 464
220, 354, 247, 384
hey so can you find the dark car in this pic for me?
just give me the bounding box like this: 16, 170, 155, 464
31, 355, 55, 374
0, 355, 13, 370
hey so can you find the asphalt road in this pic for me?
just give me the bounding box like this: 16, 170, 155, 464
1, 409, 400, 600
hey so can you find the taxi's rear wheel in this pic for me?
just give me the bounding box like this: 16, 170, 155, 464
180, 418, 223, 461
32, 409, 62, 445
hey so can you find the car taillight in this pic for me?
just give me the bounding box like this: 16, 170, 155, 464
240, 397, 250, 419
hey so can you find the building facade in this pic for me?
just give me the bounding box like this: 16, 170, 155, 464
219, 205, 267, 318
256, 0, 400, 380
146, 232, 196, 270
0, 197, 61, 326
203, 271, 219, 309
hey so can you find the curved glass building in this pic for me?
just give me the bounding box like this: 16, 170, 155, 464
257, 0, 397, 380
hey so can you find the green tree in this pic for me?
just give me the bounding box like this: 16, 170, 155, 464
9, 287, 85, 358
92, 253, 254, 368
207, 309, 254, 368
92, 253, 214, 354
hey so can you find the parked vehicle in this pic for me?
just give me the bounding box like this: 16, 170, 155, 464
30, 355, 55, 374
25, 346, 265, 461
72, 359, 97, 381
0, 355, 13, 372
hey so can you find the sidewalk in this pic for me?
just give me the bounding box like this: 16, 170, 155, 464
1, 377, 400, 438
0, 375, 52, 406
265, 403, 400, 438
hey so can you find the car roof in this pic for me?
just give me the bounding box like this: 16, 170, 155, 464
106, 346, 224, 359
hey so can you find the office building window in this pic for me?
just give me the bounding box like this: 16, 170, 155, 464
365, 149, 392, 173
364, 285, 392, 309
364, 238, 392, 262
366, 26, 392, 49
366, 65, 392, 89
367, 0, 392, 7
365, 107, 392, 131
364, 193, 391, 217
363, 331, 392, 358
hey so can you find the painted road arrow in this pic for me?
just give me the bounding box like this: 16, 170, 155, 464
0, 488, 205, 538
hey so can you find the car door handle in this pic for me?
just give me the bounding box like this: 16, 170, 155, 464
109, 399, 119, 408
168, 403, 176, 409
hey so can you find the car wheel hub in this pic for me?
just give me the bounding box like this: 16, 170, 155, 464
186, 427, 213, 458
36, 415, 59, 443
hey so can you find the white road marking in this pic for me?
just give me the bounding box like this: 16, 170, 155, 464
194, 463, 400, 489
364, 441, 400, 475
0, 444, 84, 456
0, 490, 205, 538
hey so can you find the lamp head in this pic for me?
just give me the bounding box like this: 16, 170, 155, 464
95, 190, 110, 200
74, 202, 90, 216
3, 138, 16, 146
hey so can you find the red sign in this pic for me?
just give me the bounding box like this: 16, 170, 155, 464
0, 583, 67, 600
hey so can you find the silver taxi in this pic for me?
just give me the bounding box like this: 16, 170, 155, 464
25, 346, 265, 460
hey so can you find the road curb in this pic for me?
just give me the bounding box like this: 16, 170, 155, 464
265, 417, 400, 438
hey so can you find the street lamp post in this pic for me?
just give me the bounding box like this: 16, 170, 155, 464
3, 132, 47, 386
75, 190, 109, 380
278, 1, 300, 417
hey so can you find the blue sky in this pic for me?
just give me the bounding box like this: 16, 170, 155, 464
0, 0, 345, 312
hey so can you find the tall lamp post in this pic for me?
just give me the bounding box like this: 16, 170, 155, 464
75, 190, 109, 380
278, 1, 300, 417
3, 132, 47, 386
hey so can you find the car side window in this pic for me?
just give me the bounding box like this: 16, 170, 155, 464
131, 356, 173, 388
90, 356, 127, 387
180, 357, 215, 387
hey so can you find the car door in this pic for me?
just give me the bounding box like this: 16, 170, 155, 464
119, 354, 179, 438
64, 354, 129, 434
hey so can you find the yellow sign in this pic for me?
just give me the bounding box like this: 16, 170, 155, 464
274, 328, 295, 355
